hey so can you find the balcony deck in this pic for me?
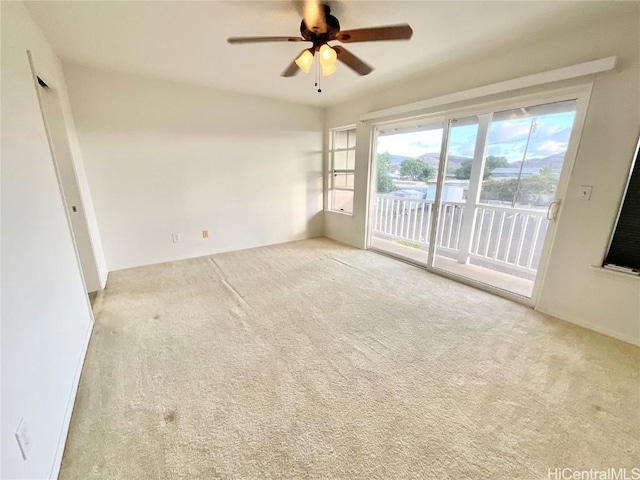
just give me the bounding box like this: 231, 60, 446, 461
370, 193, 546, 298
370, 237, 534, 298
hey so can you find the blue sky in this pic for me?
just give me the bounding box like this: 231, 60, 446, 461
377, 112, 576, 163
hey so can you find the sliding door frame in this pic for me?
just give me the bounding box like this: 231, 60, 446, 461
365, 82, 593, 307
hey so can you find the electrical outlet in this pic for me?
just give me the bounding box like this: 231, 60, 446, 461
202, 230, 209, 239
578, 185, 593, 201
15, 418, 31, 460
171, 233, 181, 243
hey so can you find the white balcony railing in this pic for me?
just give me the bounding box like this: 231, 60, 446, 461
372, 194, 548, 274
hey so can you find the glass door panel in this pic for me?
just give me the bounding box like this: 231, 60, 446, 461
432, 116, 479, 268
432, 100, 578, 298
370, 121, 444, 264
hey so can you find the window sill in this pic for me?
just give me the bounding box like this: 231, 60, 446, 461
590, 265, 640, 280
325, 210, 354, 217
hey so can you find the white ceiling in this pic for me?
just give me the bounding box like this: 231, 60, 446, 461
25, 1, 629, 107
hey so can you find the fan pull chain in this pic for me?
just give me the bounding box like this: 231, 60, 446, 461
314, 53, 318, 88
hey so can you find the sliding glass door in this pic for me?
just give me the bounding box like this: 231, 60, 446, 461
370, 121, 444, 265
369, 96, 580, 300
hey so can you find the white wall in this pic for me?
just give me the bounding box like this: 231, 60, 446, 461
1, 3, 94, 479
63, 65, 324, 271
325, 6, 640, 345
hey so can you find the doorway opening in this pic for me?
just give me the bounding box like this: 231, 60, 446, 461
32, 65, 103, 294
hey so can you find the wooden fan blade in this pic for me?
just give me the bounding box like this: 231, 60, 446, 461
335, 24, 413, 43
282, 49, 314, 77
333, 46, 373, 76
227, 36, 306, 44
282, 60, 300, 77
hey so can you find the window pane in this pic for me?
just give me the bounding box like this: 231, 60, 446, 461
347, 129, 356, 148
334, 149, 355, 170
375, 121, 444, 194
334, 150, 349, 170
347, 149, 356, 169
335, 130, 349, 149
334, 173, 355, 188
332, 189, 354, 214
480, 99, 577, 207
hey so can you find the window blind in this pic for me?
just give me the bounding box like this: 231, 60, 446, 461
604, 137, 640, 272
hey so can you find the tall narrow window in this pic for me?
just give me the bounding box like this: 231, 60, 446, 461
329, 127, 356, 214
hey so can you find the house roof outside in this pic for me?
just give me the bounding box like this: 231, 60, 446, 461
491, 167, 541, 177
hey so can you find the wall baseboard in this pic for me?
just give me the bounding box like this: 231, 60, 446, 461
109, 235, 320, 273
536, 306, 640, 347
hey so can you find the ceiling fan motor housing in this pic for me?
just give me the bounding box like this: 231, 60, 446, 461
300, 5, 340, 48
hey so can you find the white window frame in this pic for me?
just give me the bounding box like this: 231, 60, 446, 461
328, 126, 356, 214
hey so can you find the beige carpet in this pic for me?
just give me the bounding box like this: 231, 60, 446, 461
61, 238, 639, 479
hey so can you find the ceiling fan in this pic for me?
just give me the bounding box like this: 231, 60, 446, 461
227, 1, 413, 90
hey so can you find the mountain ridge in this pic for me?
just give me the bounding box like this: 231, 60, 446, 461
384, 152, 567, 172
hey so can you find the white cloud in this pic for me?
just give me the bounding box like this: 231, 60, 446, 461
534, 140, 568, 155
375, 112, 575, 161
488, 119, 532, 144
377, 130, 443, 157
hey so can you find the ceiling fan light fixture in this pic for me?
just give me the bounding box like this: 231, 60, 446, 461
321, 63, 337, 76
295, 49, 314, 73
319, 44, 337, 67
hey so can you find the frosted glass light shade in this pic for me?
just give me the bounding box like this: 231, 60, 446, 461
322, 63, 337, 76
319, 44, 337, 67
295, 50, 314, 73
